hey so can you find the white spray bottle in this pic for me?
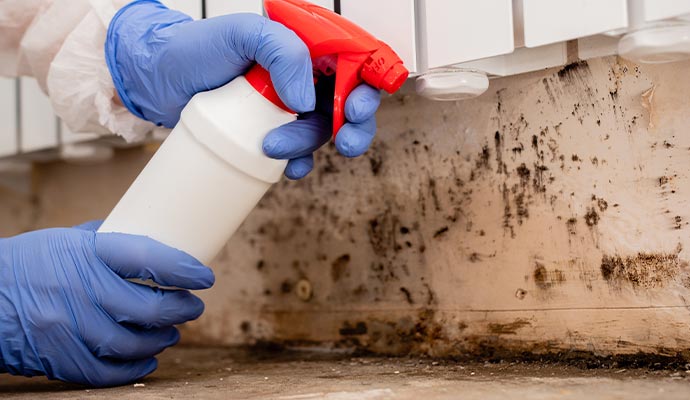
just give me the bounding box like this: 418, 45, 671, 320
98, 0, 409, 265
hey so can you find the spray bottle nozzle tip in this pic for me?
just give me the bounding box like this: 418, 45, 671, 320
360, 45, 409, 94
380, 63, 409, 93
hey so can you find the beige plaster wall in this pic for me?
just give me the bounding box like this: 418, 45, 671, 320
2, 56, 690, 357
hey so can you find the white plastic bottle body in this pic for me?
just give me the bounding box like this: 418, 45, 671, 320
98, 77, 296, 264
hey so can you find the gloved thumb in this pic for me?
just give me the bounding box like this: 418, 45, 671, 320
252, 18, 316, 113
95, 232, 215, 290
74, 220, 104, 232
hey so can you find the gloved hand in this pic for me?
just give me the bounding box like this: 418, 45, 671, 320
0, 222, 215, 387
105, 0, 381, 180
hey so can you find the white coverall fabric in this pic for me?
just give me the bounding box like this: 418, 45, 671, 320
0, 0, 155, 141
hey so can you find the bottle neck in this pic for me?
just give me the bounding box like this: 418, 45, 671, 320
245, 65, 293, 113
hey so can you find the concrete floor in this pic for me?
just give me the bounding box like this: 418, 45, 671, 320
2, 347, 690, 399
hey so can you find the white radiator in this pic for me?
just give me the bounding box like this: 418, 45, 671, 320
2, 0, 688, 159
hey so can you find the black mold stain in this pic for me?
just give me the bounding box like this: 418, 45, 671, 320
400, 287, 414, 305
319, 153, 340, 175
488, 319, 531, 335
477, 145, 491, 170
429, 177, 441, 212
339, 321, 368, 336
557, 60, 589, 81
566, 218, 577, 235
584, 208, 600, 227
534, 265, 549, 289
369, 156, 383, 176
331, 254, 351, 282
601, 253, 687, 289
533, 164, 549, 193
515, 192, 529, 224
367, 209, 400, 257
494, 131, 505, 174
433, 226, 449, 238
502, 183, 515, 238
597, 198, 608, 212
281, 280, 293, 294
534, 262, 566, 290
542, 78, 557, 104
516, 164, 531, 186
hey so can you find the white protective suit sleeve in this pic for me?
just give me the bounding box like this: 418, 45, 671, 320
0, 0, 154, 141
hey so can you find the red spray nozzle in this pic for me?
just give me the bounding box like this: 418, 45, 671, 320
246, 0, 409, 136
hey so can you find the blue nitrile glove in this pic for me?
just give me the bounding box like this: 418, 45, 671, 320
262, 76, 381, 179
105, 0, 381, 180
0, 222, 215, 387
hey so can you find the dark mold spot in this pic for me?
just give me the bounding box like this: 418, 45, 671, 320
601, 253, 688, 289
557, 61, 589, 80
584, 208, 600, 227
240, 321, 252, 334
477, 145, 491, 170
331, 254, 351, 282
597, 198, 608, 212
369, 155, 383, 176
567, 218, 578, 235
339, 321, 368, 336
368, 209, 400, 257
515, 192, 529, 224
494, 131, 505, 174
433, 226, 449, 238
609, 89, 618, 101
516, 163, 531, 187
488, 319, 531, 335
400, 287, 414, 305
281, 280, 293, 294
319, 154, 340, 175
534, 263, 566, 290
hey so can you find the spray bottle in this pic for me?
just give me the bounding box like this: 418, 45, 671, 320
98, 0, 409, 264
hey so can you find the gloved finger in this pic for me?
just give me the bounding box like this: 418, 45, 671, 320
84, 356, 158, 388
345, 84, 381, 124
95, 233, 215, 290
285, 155, 314, 180
85, 318, 180, 360
89, 358, 158, 388
99, 283, 205, 328
253, 19, 315, 113
73, 220, 104, 231
262, 112, 331, 160
335, 117, 378, 158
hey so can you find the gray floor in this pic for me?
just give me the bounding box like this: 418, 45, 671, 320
2, 347, 690, 399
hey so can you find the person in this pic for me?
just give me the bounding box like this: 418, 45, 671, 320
0, 0, 381, 387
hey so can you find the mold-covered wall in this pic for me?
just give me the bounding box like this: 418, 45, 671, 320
2, 56, 690, 357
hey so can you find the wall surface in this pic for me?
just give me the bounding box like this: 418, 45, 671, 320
2, 56, 690, 357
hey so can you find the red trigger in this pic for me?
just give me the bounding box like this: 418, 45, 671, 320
332, 52, 369, 137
